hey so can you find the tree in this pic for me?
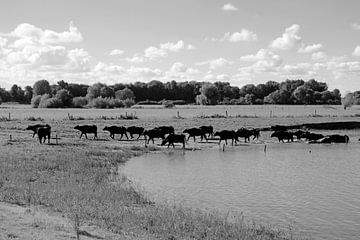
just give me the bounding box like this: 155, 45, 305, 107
304, 79, 327, 92
55, 89, 72, 107
264, 89, 292, 104
24, 86, 33, 104
115, 88, 135, 100
292, 85, 314, 104
33, 80, 51, 96
10, 84, 25, 103
86, 83, 104, 99
100, 86, 114, 98
199, 83, 219, 105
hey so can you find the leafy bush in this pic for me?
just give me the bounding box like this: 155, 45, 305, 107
72, 97, 88, 108
86, 97, 126, 109
162, 100, 174, 108
123, 98, 135, 108
31, 95, 42, 108
108, 98, 125, 108
38, 97, 63, 108
136, 100, 159, 105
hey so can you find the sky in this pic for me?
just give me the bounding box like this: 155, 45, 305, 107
0, 0, 359, 93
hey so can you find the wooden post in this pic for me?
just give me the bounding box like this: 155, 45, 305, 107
9, 134, 12, 141
8, 112, 11, 121
222, 144, 225, 152
264, 144, 267, 153
270, 110, 272, 118
125, 112, 127, 118
177, 111, 180, 118
225, 111, 228, 118
56, 134, 58, 145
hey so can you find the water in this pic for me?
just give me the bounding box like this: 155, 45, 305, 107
122, 140, 360, 240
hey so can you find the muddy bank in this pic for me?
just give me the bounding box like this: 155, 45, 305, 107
262, 121, 360, 131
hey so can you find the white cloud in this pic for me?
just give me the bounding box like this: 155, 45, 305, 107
351, 23, 360, 30
222, 3, 238, 11
127, 40, 194, 62
196, 58, 233, 69
240, 48, 282, 73
221, 29, 257, 42
280, 63, 315, 77
352, 46, 360, 57
109, 49, 124, 56
3, 22, 83, 46
0, 37, 7, 47
204, 74, 231, 82
298, 43, 323, 54
270, 24, 302, 50
311, 51, 327, 61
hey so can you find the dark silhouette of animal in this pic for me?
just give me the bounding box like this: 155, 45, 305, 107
271, 131, 294, 142
302, 132, 324, 141
37, 125, 51, 144
103, 126, 128, 140
26, 124, 49, 138
250, 128, 260, 140
214, 130, 236, 145
271, 125, 288, 132
161, 134, 186, 148
126, 126, 144, 139
74, 125, 97, 139
200, 125, 214, 138
143, 128, 166, 144
183, 128, 207, 142
310, 134, 349, 144
292, 130, 308, 140
154, 126, 174, 135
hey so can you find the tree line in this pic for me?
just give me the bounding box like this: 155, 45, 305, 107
0, 79, 342, 108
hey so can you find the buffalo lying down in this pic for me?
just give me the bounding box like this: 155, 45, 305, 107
37, 125, 51, 144
310, 134, 349, 144
74, 125, 97, 139
161, 134, 186, 148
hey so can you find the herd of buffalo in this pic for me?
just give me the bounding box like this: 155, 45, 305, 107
24, 123, 352, 148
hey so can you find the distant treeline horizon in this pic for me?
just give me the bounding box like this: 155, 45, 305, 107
0, 78, 348, 108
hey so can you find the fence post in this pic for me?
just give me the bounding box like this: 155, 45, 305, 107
8, 112, 11, 121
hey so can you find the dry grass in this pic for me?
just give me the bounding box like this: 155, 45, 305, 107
0, 106, 320, 239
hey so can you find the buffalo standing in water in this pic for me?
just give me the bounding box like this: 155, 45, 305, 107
183, 128, 207, 142
271, 131, 294, 142
235, 128, 260, 142
161, 134, 186, 148
214, 130, 237, 145
143, 128, 166, 144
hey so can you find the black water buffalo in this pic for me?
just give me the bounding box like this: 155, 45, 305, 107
74, 125, 97, 139
37, 125, 51, 144
26, 124, 49, 138
155, 126, 174, 135
161, 134, 186, 148
271, 131, 294, 142
302, 132, 324, 141
271, 125, 288, 132
235, 128, 260, 142
310, 134, 349, 144
143, 128, 166, 144
103, 126, 128, 140
200, 125, 214, 138
251, 128, 261, 140
127, 126, 144, 139
183, 128, 207, 142
214, 130, 236, 145
292, 130, 308, 140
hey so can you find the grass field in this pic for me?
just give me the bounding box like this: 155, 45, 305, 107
2, 104, 357, 239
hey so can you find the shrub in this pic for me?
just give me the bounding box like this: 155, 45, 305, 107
123, 98, 135, 108
87, 97, 109, 109
162, 100, 174, 108
108, 98, 125, 108
136, 100, 159, 105
31, 95, 42, 108
172, 100, 186, 105
38, 97, 63, 108
72, 97, 88, 108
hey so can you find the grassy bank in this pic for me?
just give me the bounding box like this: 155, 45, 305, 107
0, 132, 298, 239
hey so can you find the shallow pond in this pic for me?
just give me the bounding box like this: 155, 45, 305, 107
122, 137, 360, 240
